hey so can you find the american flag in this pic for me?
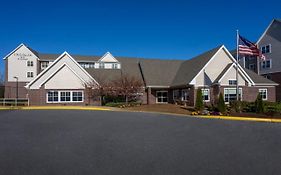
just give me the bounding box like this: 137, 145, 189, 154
238, 35, 265, 60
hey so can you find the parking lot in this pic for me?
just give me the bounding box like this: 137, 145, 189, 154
0, 110, 281, 175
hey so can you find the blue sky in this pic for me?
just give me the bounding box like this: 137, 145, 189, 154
0, 0, 280, 75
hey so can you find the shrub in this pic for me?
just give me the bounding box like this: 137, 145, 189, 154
255, 94, 264, 113
195, 89, 204, 111
217, 93, 226, 113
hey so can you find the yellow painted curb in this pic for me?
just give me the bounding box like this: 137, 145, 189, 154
1, 106, 111, 111
201, 115, 281, 123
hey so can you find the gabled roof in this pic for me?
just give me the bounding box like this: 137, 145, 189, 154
257, 19, 281, 44
171, 45, 222, 87
85, 57, 144, 85
213, 63, 233, 84
243, 68, 278, 85
139, 59, 183, 87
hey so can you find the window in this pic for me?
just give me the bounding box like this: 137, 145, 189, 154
47, 91, 59, 102
72, 92, 83, 102
264, 74, 271, 80
99, 62, 105, 69
27, 71, 34, 78
261, 59, 271, 69
224, 88, 242, 103
259, 89, 267, 100
89, 63, 95, 68
27, 61, 34, 67
249, 64, 255, 71
46, 91, 84, 103
41, 62, 49, 69
112, 63, 118, 69
201, 89, 210, 102
60, 92, 71, 102
228, 80, 237, 86
173, 90, 180, 100
261, 45, 271, 54
181, 89, 189, 101
156, 91, 168, 103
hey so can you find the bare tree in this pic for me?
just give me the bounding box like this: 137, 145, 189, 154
111, 74, 144, 104
0, 71, 4, 86
85, 73, 144, 105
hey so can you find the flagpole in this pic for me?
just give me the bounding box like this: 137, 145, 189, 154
236, 30, 239, 101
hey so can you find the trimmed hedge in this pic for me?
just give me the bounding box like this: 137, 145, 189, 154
105, 102, 142, 108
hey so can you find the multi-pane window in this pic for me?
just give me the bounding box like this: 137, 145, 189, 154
80, 63, 95, 69
99, 62, 105, 69
261, 59, 271, 69
173, 90, 180, 100
60, 92, 71, 102
224, 88, 242, 103
228, 80, 237, 86
112, 63, 118, 69
47, 91, 59, 102
41, 62, 49, 70
181, 89, 189, 101
47, 91, 83, 103
27, 71, 34, 78
259, 89, 267, 100
72, 92, 83, 102
27, 61, 34, 67
261, 45, 271, 54
201, 89, 210, 102
156, 91, 168, 103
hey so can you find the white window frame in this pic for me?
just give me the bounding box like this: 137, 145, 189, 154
112, 63, 118, 69
46, 90, 84, 103
260, 44, 271, 54
201, 89, 210, 102
156, 90, 168, 104
259, 89, 268, 101
41, 62, 49, 70
228, 79, 237, 86
261, 59, 272, 69
224, 88, 243, 104
46, 91, 59, 103
181, 89, 189, 101
27, 71, 34, 78
27, 60, 34, 67
173, 89, 179, 100
99, 62, 105, 69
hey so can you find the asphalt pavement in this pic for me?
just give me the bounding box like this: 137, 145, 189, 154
0, 110, 280, 175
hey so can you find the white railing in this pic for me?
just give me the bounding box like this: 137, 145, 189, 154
0, 98, 29, 106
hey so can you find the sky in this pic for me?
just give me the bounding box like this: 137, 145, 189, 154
0, 0, 280, 75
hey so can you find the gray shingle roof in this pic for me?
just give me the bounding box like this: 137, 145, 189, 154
139, 59, 183, 87
266, 19, 281, 42
28, 45, 277, 87
171, 46, 222, 87
243, 68, 278, 85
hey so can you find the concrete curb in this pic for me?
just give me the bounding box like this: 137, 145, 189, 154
200, 115, 281, 123
0, 106, 111, 111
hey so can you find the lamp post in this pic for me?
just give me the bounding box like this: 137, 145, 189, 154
13, 76, 18, 104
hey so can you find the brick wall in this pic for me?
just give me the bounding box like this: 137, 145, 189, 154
269, 72, 281, 102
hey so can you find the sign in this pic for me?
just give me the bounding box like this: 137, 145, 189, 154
14, 53, 32, 60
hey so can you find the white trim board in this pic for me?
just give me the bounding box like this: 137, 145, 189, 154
26, 51, 99, 89
3, 43, 40, 60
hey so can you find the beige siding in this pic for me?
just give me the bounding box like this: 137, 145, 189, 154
7, 45, 38, 82
258, 34, 281, 74
28, 54, 94, 89
220, 66, 246, 86
195, 49, 233, 86
44, 65, 85, 89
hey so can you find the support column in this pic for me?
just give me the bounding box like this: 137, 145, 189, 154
147, 87, 151, 105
